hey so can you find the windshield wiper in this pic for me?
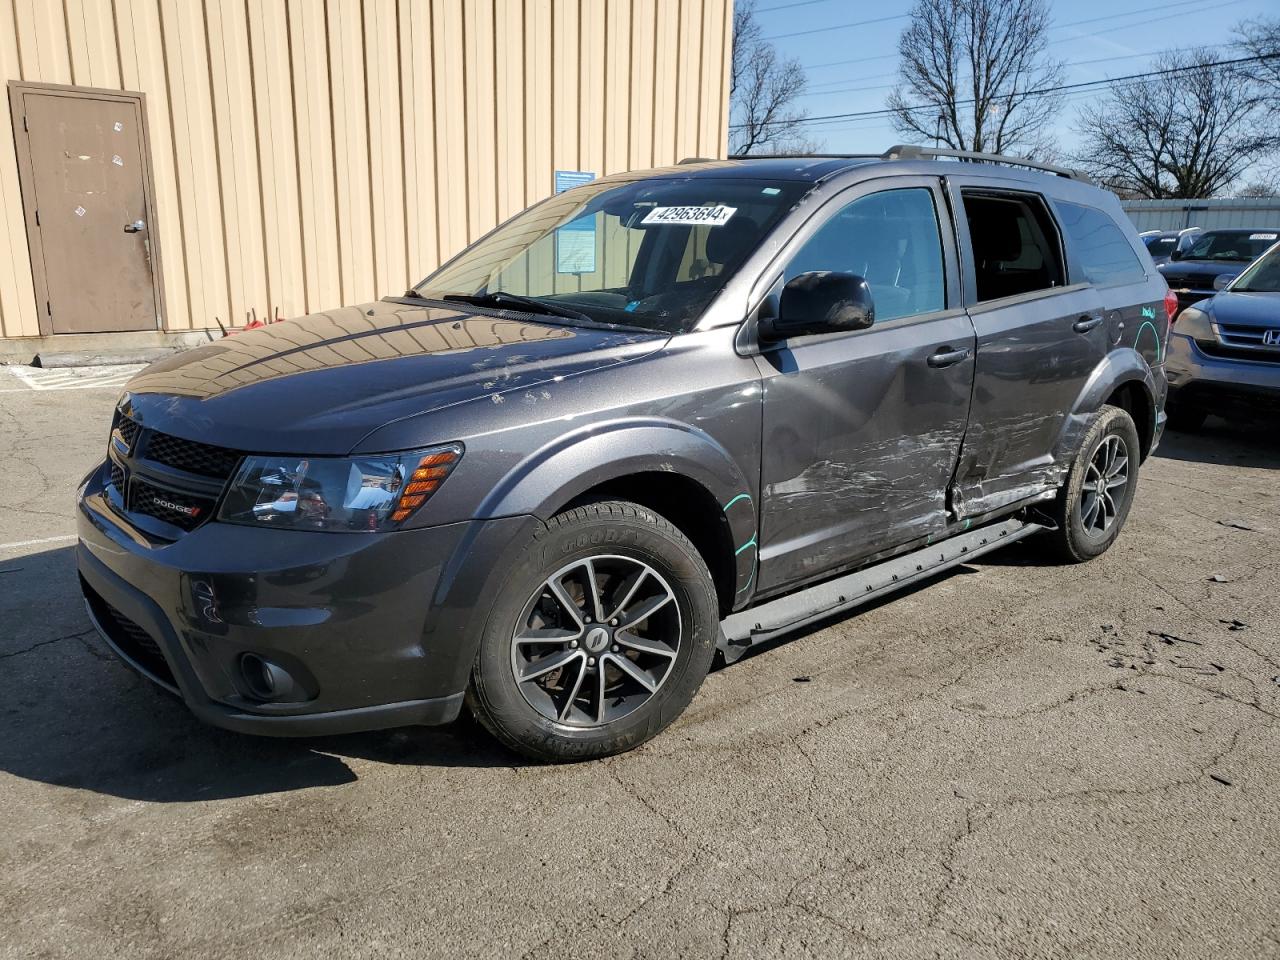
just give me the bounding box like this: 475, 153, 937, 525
439, 291, 597, 325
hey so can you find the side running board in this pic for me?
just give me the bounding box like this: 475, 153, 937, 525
719, 516, 1044, 662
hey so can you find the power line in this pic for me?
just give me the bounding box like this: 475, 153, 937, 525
730, 53, 1277, 129
755, 0, 848, 12
799, 42, 1233, 99
769, 0, 1237, 44
763, 13, 909, 41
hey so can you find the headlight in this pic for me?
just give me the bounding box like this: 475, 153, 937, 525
218, 443, 463, 532
1173, 305, 1214, 343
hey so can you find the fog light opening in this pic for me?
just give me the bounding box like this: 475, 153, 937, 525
239, 653, 298, 702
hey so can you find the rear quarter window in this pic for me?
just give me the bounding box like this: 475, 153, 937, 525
1056, 201, 1146, 286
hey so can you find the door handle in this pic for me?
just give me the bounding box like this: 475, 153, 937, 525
1072, 314, 1103, 333
926, 346, 972, 368
123, 219, 146, 234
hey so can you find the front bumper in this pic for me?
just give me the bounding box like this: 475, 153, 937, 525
1165, 332, 1280, 413
77, 460, 539, 736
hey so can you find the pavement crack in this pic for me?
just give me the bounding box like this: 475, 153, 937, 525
0, 628, 95, 661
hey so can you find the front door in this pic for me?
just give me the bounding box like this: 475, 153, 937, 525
755, 179, 975, 592
947, 182, 1108, 518
10, 85, 159, 334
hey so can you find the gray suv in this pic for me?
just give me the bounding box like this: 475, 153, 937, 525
77, 147, 1170, 761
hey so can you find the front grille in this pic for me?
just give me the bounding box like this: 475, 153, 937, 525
1163, 274, 1210, 291
116, 415, 140, 451
109, 462, 125, 491
1218, 323, 1280, 352
1197, 339, 1280, 365
144, 431, 242, 480
129, 477, 215, 531
83, 579, 177, 688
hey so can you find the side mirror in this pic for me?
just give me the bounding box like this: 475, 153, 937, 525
1169, 247, 1184, 261
761, 271, 875, 341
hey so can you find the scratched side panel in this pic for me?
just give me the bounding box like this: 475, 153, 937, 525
754, 313, 975, 591
360, 325, 766, 605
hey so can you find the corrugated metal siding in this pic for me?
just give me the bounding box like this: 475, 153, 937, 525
0, 0, 733, 339
1123, 199, 1280, 233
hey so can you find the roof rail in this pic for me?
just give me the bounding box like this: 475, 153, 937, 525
881, 144, 1090, 182
726, 153, 880, 161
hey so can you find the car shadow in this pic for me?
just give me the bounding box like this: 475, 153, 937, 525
0, 545, 519, 804
1155, 417, 1280, 470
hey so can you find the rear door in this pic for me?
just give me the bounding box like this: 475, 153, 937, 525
754, 177, 974, 591
947, 180, 1107, 517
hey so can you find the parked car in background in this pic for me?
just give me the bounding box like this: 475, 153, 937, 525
1159, 228, 1280, 315
1165, 239, 1280, 431
77, 147, 1170, 761
1139, 227, 1201, 266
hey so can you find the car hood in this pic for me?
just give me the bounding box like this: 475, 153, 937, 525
1202, 290, 1280, 328
1158, 260, 1248, 285
122, 299, 668, 454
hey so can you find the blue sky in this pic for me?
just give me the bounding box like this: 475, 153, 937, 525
754, 0, 1278, 160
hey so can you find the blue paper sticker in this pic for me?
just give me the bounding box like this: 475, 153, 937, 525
554, 170, 595, 193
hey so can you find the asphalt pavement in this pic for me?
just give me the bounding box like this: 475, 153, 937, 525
1, 370, 1277, 959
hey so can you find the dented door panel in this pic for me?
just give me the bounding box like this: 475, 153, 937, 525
755, 311, 975, 591
952, 285, 1108, 517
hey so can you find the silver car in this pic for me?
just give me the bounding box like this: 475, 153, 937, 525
1165, 240, 1280, 430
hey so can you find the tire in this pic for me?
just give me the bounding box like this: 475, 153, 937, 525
1042, 404, 1141, 563
1166, 402, 1207, 432
466, 500, 719, 762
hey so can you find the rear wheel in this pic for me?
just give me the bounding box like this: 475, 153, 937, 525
1043, 404, 1141, 563
466, 500, 718, 762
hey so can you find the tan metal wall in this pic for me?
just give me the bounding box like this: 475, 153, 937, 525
0, 0, 733, 339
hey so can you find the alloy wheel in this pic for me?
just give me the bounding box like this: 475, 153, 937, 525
510, 555, 682, 727
1079, 433, 1130, 536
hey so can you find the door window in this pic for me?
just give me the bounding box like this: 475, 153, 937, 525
1056, 202, 1146, 285
961, 191, 1064, 302
785, 187, 946, 322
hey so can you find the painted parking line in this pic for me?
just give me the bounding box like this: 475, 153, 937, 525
0, 364, 144, 393
0, 534, 77, 553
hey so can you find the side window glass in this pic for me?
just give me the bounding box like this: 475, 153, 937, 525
1056, 201, 1146, 285
961, 191, 1064, 302
784, 187, 946, 322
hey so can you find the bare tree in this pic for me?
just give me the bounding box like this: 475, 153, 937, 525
887, 0, 1063, 156
729, 2, 820, 155
1237, 16, 1280, 104
1073, 49, 1278, 199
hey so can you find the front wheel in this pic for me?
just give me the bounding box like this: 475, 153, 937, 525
466, 501, 719, 762
1042, 404, 1141, 563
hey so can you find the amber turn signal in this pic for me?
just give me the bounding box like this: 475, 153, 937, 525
390, 445, 462, 522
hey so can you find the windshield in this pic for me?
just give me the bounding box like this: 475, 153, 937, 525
412, 176, 806, 333
1184, 231, 1279, 262
1230, 243, 1280, 292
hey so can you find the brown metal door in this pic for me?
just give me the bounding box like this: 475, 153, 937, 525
17, 90, 158, 334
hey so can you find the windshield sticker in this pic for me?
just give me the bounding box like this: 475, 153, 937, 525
641, 205, 738, 227
1249, 233, 1277, 241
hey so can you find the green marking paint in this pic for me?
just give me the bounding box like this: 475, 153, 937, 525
1141, 306, 1156, 320
723, 493, 752, 511
1135, 319, 1163, 362
735, 536, 757, 556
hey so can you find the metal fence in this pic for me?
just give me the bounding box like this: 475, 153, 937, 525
1122, 199, 1280, 232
